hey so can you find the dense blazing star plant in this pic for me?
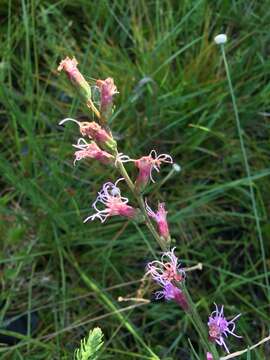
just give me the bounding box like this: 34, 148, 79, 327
57, 37, 270, 359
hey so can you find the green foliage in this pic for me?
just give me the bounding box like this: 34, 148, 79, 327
74, 328, 104, 360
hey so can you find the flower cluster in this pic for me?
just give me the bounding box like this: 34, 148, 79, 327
147, 248, 188, 311
58, 60, 173, 229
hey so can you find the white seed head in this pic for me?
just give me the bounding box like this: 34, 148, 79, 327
173, 163, 181, 173
214, 34, 227, 45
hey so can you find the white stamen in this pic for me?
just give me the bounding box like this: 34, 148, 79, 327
73, 138, 89, 150
150, 149, 158, 159
59, 117, 81, 126
115, 153, 135, 166
145, 199, 156, 218
111, 187, 120, 196
115, 177, 125, 187
157, 154, 173, 163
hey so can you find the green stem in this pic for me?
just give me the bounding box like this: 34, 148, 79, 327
220, 45, 269, 298
183, 286, 219, 359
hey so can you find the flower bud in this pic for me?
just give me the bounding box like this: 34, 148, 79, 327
58, 57, 92, 101
59, 118, 117, 153
80, 121, 117, 152
96, 78, 118, 122
145, 201, 170, 241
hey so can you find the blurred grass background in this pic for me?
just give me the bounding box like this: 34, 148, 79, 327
0, 0, 270, 359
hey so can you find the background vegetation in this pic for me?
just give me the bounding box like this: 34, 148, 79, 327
0, 0, 269, 358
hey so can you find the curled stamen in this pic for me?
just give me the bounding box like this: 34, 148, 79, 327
114, 153, 135, 166
59, 117, 81, 127
72, 138, 89, 149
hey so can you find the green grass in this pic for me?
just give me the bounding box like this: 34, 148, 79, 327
0, 0, 270, 359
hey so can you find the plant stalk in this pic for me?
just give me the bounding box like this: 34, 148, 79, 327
220, 45, 269, 298
116, 152, 218, 358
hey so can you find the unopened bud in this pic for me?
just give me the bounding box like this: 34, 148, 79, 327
58, 57, 92, 101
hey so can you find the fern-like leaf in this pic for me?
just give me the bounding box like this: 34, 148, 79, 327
74, 327, 104, 360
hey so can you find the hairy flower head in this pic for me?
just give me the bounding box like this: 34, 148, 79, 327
135, 150, 173, 191
147, 247, 185, 285
84, 178, 136, 223
208, 304, 241, 353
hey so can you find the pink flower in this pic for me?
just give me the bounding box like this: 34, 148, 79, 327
59, 118, 117, 151
135, 150, 173, 190
57, 57, 91, 99
206, 352, 213, 360
96, 77, 118, 111
80, 122, 109, 140
58, 57, 79, 79
147, 248, 185, 285
145, 201, 170, 240
147, 249, 188, 311
155, 282, 189, 311
73, 138, 114, 165
208, 304, 242, 353
84, 178, 136, 223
